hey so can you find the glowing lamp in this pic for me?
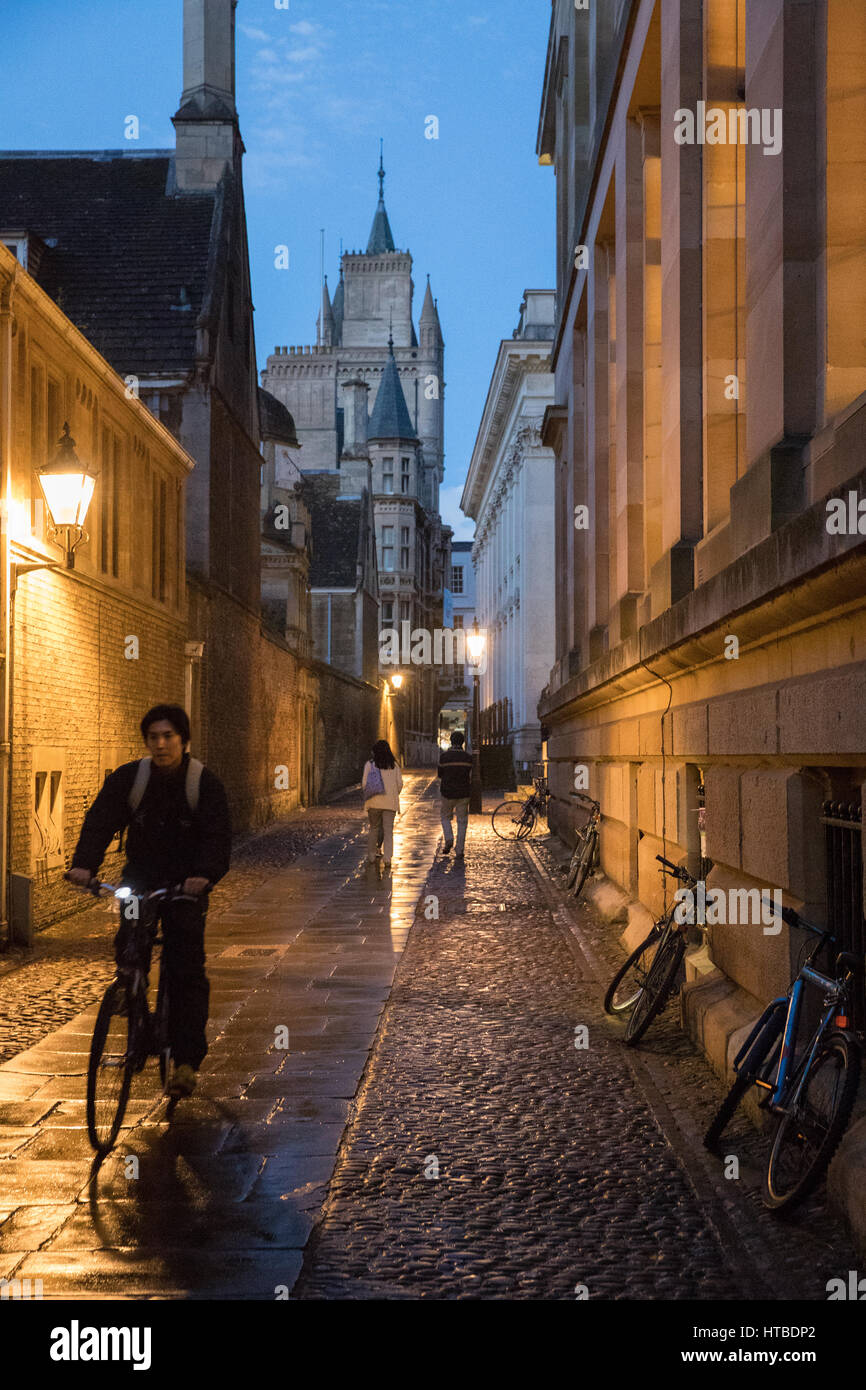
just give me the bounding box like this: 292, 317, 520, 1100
36, 423, 97, 567
466, 618, 486, 668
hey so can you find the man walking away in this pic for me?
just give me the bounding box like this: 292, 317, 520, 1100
438, 731, 473, 859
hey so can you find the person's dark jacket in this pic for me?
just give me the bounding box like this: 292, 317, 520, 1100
71, 754, 232, 890
438, 747, 473, 800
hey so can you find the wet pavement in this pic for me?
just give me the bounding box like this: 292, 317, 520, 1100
0, 776, 860, 1299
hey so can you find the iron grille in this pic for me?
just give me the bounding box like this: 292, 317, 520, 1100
821, 799, 865, 1031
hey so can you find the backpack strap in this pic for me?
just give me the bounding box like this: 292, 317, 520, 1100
128, 757, 152, 814
185, 757, 204, 814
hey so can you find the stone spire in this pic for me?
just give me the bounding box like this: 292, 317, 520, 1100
366, 142, 396, 254
317, 275, 335, 347
331, 265, 344, 345
419, 274, 443, 351
368, 338, 417, 441
172, 0, 242, 192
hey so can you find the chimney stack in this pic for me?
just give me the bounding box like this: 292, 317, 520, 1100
172, 0, 242, 192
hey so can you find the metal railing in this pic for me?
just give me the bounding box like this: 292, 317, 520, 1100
821, 799, 865, 1030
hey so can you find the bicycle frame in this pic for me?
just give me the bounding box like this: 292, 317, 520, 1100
735, 960, 848, 1113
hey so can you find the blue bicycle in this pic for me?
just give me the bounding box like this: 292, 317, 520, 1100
704, 897, 862, 1212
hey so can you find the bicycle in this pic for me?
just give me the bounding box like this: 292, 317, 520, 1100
68, 877, 203, 1154
564, 798, 601, 898
703, 900, 862, 1213
491, 778, 549, 841
603, 854, 700, 1044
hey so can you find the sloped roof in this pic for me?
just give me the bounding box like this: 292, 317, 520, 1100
0, 153, 216, 375
258, 387, 299, 446
368, 346, 417, 441
367, 198, 396, 254
301, 474, 363, 587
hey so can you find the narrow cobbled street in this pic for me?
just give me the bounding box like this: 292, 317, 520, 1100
0, 777, 858, 1299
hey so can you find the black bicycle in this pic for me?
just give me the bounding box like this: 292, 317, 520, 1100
604, 855, 699, 1044
491, 778, 549, 841
69, 878, 201, 1153
564, 799, 601, 898
704, 900, 862, 1213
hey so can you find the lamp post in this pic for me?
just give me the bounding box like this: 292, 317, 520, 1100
466, 618, 486, 814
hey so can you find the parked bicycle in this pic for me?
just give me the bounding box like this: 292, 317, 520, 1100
603, 854, 700, 1044
704, 899, 862, 1213
563, 798, 601, 898
491, 777, 549, 841
68, 877, 203, 1154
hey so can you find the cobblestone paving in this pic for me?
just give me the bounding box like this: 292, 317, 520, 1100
296, 813, 861, 1300
0, 803, 364, 1064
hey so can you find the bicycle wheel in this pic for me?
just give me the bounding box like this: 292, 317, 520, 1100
763, 1032, 861, 1213
564, 833, 586, 889
155, 969, 171, 1090
624, 925, 686, 1046
603, 928, 660, 1015
492, 801, 535, 840
86, 981, 135, 1153
704, 1005, 786, 1149
570, 829, 596, 899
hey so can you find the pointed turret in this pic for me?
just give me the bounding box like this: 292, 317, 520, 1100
317, 275, 335, 347
331, 267, 344, 345
419, 274, 443, 352
366, 144, 396, 255
368, 335, 416, 441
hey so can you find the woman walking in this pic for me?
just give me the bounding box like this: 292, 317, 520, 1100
362, 739, 403, 869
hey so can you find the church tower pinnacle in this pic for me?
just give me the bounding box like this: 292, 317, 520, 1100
366, 141, 396, 255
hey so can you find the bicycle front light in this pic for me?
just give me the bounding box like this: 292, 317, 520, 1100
114, 887, 132, 900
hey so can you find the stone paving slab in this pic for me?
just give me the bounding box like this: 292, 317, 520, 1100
0, 774, 440, 1298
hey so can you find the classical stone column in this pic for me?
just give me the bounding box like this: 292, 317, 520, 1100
732, 0, 820, 554
656, 0, 703, 617
586, 241, 611, 660
640, 109, 663, 607
611, 116, 646, 645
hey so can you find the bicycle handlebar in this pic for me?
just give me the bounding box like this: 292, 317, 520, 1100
655, 854, 698, 888
64, 875, 207, 904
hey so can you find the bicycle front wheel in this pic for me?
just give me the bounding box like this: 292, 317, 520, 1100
763, 1032, 861, 1213
624, 925, 685, 1046
570, 830, 596, 899
87, 981, 135, 1153
492, 801, 535, 840
604, 928, 660, 1015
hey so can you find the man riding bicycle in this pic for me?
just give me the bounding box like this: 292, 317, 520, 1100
66, 704, 231, 1098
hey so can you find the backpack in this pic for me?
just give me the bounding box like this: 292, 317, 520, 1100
128, 756, 204, 816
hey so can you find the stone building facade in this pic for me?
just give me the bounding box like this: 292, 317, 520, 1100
462, 291, 557, 780
261, 161, 452, 762
537, 0, 866, 1093
0, 241, 193, 938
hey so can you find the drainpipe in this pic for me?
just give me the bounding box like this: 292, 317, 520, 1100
0, 265, 16, 947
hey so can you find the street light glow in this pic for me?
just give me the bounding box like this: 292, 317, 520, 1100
391, 673, 404, 690
466, 620, 486, 667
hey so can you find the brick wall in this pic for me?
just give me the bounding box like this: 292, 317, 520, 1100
12, 567, 186, 929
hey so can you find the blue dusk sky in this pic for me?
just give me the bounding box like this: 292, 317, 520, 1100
1, 0, 555, 541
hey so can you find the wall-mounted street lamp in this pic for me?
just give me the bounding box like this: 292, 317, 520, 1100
467, 617, 486, 813
390, 672, 404, 690
35, 423, 96, 569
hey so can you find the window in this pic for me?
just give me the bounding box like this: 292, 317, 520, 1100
400, 546, 410, 571
453, 614, 464, 629
381, 524, 394, 573
382, 457, 394, 494
151, 473, 167, 601
401, 457, 411, 493
451, 565, 464, 594
382, 600, 394, 624
400, 600, 410, 623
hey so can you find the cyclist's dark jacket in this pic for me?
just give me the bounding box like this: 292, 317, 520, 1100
438, 748, 473, 800
71, 754, 232, 890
